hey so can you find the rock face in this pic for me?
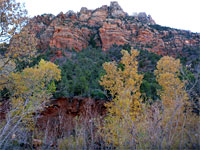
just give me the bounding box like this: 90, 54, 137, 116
110, 1, 126, 18
0, 97, 106, 138
26, 1, 200, 56
36, 97, 106, 137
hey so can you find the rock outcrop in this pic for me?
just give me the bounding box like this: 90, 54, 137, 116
25, 1, 200, 57
36, 97, 106, 137
0, 97, 106, 137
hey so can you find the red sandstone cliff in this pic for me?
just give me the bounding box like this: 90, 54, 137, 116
0, 97, 106, 138
37, 97, 106, 135
25, 1, 200, 57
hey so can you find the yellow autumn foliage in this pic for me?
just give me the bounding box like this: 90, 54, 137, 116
154, 56, 188, 110
148, 56, 199, 148
99, 49, 143, 147
133, 56, 199, 149
5, 59, 61, 129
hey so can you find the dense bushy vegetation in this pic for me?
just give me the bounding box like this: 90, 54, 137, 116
9, 43, 199, 105
12, 45, 162, 101
57, 46, 161, 101
54, 47, 109, 99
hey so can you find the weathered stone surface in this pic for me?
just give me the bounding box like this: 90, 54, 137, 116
23, 1, 200, 57
36, 97, 106, 137
0, 97, 106, 138
79, 7, 92, 21
99, 19, 130, 50
49, 25, 88, 51
88, 5, 108, 26
110, 1, 126, 18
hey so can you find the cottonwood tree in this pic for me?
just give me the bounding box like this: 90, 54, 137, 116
0, 0, 38, 94
0, 29, 38, 92
99, 49, 143, 147
131, 56, 199, 149
141, 56, 190, 149
154, 56, 188, 111
0, 0, 27, 85
0, 59, 61, 148
149, 56, 199, 149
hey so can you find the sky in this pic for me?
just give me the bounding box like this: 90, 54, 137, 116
17, 0, 200, 33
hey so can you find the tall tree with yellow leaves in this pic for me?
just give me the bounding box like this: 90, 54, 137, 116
0, 1, 59, 148
0, 59, 61, 147
99, 49, 143, 148
153, 56, 192, 148
0, 0, 38, 90
154, 56, 188, 111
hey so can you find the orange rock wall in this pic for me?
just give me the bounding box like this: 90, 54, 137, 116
25, 2, 200, 56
